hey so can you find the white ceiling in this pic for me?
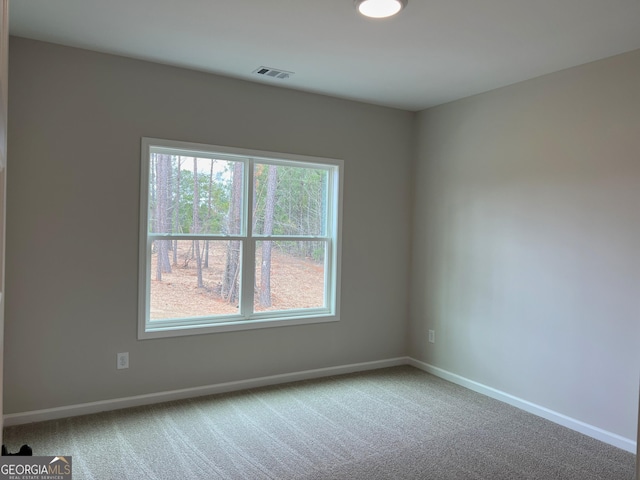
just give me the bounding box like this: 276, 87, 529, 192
9, 0, 640, 111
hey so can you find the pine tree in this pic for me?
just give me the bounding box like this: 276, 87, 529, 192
192, 157, 204, 289
155, 154, 172, 280
259, 165, 277, 307
222, 162, 242, 302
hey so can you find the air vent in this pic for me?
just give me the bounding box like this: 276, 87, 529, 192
252, 66, 294, 80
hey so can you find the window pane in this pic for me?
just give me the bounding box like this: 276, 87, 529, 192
150, 239, 241, 320
253, 163, 328, 236
254, 240, 326, 312
149, 154, 244, 235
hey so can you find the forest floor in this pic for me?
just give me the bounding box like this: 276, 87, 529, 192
150, 241, 324, 320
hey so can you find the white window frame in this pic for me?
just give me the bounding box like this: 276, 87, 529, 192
138, 138, 343, 339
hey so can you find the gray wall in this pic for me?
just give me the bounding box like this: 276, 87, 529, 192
5, 38, 413, 413
410, 49, 640, 441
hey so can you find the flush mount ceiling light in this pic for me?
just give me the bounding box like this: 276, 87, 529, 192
355, 0, 407, 18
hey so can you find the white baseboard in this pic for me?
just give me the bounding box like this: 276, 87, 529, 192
4, 355, 635, 455
3, 357, 407, 427
406, 357, 637, 454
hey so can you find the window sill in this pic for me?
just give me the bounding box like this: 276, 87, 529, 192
138, 313, 339, 340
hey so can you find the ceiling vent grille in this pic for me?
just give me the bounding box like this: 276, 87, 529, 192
253, 66, 294, 80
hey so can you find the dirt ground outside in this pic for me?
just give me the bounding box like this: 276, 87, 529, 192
150, 240, 324, 320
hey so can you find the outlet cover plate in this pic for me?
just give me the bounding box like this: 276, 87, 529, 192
117, 352, 129, 369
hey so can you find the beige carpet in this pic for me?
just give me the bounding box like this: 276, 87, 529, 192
3, 366, 635, 479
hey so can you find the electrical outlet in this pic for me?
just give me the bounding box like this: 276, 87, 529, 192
428, 330, 435, 344
117, 352, 129, 369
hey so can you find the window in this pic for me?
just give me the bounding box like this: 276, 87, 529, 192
138, 138, 342, 338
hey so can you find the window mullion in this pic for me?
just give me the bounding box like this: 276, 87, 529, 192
148, 234, 246, 242
240, 159, 255, 318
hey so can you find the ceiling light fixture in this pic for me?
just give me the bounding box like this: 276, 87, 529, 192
355, 0, 407, 19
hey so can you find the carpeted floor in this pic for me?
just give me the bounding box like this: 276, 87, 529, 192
3, 366, 636, 479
